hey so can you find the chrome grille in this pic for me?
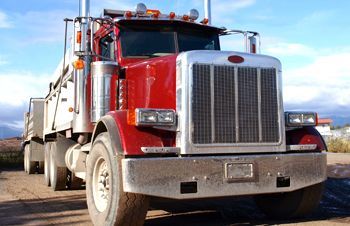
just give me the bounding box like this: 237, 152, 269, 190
191, 64, 279, 144
192, 65, 212, 144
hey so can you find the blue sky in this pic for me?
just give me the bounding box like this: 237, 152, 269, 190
0, 0, 350, 134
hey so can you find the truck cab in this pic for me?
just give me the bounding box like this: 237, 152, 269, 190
26, 2, 327, 226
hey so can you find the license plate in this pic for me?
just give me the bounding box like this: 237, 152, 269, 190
225, 163, 254, 182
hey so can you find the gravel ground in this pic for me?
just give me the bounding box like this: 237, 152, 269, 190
0, 153, 349, 226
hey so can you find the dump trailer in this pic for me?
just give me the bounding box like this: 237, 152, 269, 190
23, 98, 45, 174
23, 0, 327, 225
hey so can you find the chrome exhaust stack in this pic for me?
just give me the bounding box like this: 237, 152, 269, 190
73, 0, 94, 133
204, 0, 211, 25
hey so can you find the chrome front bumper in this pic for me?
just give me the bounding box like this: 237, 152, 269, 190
122, 152, 326, 199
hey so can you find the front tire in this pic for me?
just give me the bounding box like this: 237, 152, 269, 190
254, 182, 324, 219
86, 132, 149, 226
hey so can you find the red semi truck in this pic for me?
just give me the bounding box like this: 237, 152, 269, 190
22, 0, 327, 225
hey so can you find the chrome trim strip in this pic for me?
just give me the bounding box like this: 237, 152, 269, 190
234, 66, 239, 143
210, 64, 215, 142
141, 147, 180, 154
257, 68, 262, 142
287, 144, 317, 151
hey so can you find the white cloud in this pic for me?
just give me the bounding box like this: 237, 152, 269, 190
0, 71, 50, 107
283, 51, 350, 116
0, 11, 12, 28
264, 42, 317, 57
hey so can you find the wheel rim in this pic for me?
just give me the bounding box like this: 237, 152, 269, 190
92, 156, 110, 212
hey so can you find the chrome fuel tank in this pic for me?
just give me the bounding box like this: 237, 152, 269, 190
91, 61, 118, 122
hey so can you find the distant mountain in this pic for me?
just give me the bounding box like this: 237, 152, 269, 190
326, 115, 350, 127
0, 126, 22, 140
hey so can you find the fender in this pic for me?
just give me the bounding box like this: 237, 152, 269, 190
286, 126, 327, 151
91, 110, 169, 155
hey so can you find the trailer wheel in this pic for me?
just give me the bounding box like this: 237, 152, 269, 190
38, 161, 44, 174
50, 142, 67, 191
86, 132, 149, 226
25, 144, 36, 174
68, 172, 84, 190
24, 145, 28, 173
44, 142, 51, 186
254, 182, 324, 219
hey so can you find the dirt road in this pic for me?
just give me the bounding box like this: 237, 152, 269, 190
0, 153, 349, 226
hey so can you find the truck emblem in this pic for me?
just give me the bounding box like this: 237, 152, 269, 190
228, 55, 244, 64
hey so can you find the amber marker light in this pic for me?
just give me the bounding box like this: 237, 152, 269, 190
169, 12, 176, 19
68, 107, 74, 112
182, 15, 189, 21
127, 109, 136, 125
76, 31, 82, 43
201, 18, 209, 25
124, 11, 132, 18
73, 59, 85, 69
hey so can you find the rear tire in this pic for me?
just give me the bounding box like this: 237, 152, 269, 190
68, 172, 84, 190
25, 144, 36, 174
86, 132, 149, 226
254, 182, 324, 219
44, 142, 51, 186
38, 161, 44, 174
50, 142, 67, 191
24, 145, 28, 173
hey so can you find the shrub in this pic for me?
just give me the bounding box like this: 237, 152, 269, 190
327, 138, 350, 153
0, 146, 23, 167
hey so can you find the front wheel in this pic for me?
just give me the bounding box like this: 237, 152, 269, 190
254, 182, 324, 219
86, 132, 149, 226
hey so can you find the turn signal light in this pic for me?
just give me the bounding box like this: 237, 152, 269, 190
127, 110, 136, 125
73, 59, 85, 70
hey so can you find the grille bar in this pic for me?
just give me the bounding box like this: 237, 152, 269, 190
191, 64, 279, 145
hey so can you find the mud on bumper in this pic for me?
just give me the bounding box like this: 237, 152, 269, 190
122, 152, 326, 199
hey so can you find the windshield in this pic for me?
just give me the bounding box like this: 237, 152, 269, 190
120, 27, 220, 58
121, 31, 176, 58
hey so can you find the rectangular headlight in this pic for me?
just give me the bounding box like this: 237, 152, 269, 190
285, 112, 317, 127
136, 108, 175, 126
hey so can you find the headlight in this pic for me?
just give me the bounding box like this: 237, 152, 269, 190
136, 108, 176, 126
285, 112, 317, 127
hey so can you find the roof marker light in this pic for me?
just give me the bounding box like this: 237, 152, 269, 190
169, 12, 176, 19
201, 18, 209, 25
182, 14, 189, 21
136, 3, 147, 15
189, 9, 199, 20
124, 11, 132, 18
